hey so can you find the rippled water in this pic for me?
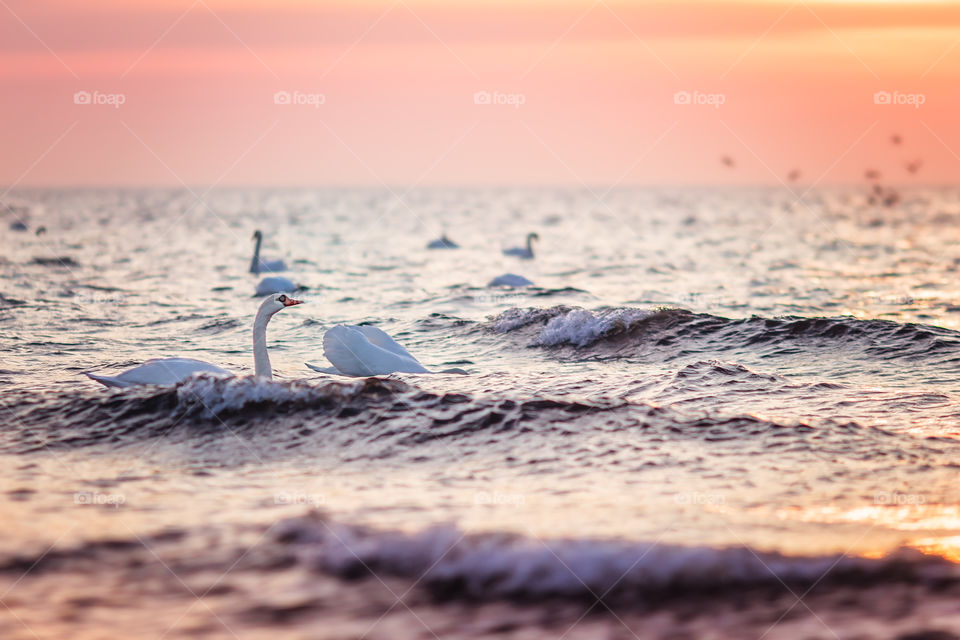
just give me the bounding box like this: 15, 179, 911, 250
3, 187, 960, 637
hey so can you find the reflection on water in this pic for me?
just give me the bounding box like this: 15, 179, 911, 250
2, 187, 960, 637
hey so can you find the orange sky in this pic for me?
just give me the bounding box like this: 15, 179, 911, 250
3, 0, 960, 187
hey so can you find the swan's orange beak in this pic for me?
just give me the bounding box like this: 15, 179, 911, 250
284, 297, 303, 307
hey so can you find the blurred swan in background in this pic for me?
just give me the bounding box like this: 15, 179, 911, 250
306, 325, 466, 376
250, 230, 288, 274
426, 233, 459, 249
488, 273, 534, 287
255, 276, 298, 296
85, 293, 302, 387
502, 232, 539, 259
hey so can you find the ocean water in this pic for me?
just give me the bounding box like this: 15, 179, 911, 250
2, 186, 960, 637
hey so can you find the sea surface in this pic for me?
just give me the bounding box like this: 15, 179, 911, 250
2, 186, 960, 638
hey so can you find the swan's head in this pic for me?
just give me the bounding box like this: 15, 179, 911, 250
252, 230, 263, 241
259, 292, 303, 317
35, 226, 47, 237
527, 232, 540, 242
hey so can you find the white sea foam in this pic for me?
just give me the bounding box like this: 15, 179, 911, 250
489, 307, 565, 333
173, 374, 390, 417
538, 307, 651, 347
279, 517, 948, 599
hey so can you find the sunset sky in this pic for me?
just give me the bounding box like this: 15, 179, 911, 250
3, 0, 960, 187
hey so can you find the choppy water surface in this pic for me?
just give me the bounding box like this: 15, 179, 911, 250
3, 187, 960, 637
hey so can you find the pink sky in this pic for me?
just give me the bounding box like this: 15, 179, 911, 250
4, 0, 960, 187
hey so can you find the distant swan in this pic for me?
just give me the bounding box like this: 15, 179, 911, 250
85, 293, 302, 387
305, 325, 466, 376
502, 232, 539, 259
255, 276, 298, 296
488, 273, 533, 287
250, 230, 288, 274
426, 233, 459, 249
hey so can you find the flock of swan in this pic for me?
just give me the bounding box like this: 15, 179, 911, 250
84, 229, 530, 388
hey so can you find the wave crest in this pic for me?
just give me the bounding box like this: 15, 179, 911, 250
277, 516, 956, 601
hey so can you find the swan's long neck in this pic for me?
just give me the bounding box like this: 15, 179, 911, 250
253, 307, 274, 379
526, 235, 535, 255
250, 235, 262, 274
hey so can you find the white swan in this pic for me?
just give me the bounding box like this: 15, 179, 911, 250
488, 273, 534, 287
85, 293, 302, 387
255, 276, 298, 296
84, 358, 230, 388
305, 325, 466, 377
502, 232, 539, 259
250, 230, 288, 274
426, 233, 459, 249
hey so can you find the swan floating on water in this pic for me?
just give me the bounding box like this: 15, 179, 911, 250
85, 293, 302, 387
255, 276, 298, 296
250, 230, 288, 274
488, 273, 534, 287
306, 325, 466, 377
426, 233, 459, 249
502, 232, 539, 259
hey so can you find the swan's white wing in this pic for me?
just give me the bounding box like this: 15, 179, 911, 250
502, 247, 531, 258
305, 362, 344, 375
85, 358, 230, 388
255, 276, 297, 296
323, 325, 428, 377
351, 325, 422, 363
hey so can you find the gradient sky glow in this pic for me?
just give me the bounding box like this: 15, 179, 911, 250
4, 0, 960, 187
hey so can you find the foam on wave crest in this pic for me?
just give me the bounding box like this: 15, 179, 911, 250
2, 375, 414, 454
172, 374, 400, 418
277, 515, 955, 601
538, 307, 652, 347
4, 372, 935, 469
486, 305, 960, 361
